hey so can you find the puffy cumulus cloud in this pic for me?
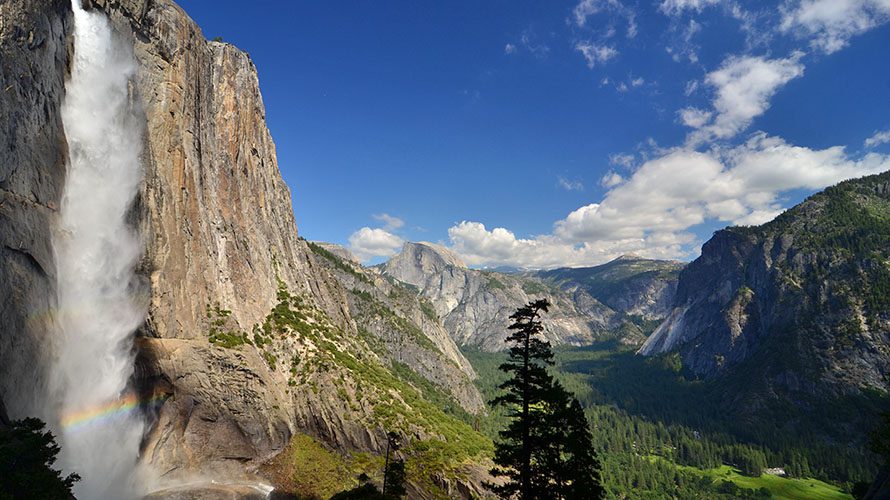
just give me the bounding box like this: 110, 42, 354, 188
575, 42, 618, 68
686, 53, 805, 145
447, 222, 682, 269
781, 0, 890, 54
348, 227, 404, 262
445, 134, 890, 269
865, 129, 890, 148
659, 0, 721, 16
372, 213, 404, 230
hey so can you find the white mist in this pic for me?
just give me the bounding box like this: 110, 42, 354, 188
52, 1, 147, 498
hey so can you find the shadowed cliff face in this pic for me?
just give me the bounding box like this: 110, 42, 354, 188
0, 0, 72, 421
641, 171, 890, 400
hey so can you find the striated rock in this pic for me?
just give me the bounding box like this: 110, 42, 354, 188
0, 0, 72, 421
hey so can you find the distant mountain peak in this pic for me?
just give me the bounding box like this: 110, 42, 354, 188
400, 241, 468, 270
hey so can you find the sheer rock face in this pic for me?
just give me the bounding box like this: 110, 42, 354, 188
640, 172, 890, 399
0, 0, 72, 420
74, 1, 488, 491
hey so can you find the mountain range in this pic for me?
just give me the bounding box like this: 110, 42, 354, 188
0, 0, 887, 498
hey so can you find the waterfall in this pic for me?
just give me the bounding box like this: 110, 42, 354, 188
51, 1, 147, 498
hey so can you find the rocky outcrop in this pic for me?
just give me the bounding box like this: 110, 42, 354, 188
308, 241, 484, 413
383, 242, 615, 350
0, 0, 72, 421
640, 171, 890, 398
383, 242, 681, 350
538, 255, 682, 320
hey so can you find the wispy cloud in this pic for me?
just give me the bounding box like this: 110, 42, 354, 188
575, 41, 618, 68
372, 213, 405, 231
558, 176, 585, 191
504, 43, 516, 55
659, 0, 721, 16
572, 0, 638, 38
865, 129, 890, 148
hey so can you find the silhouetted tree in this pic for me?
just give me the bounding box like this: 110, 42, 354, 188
487, 299, 555, 499
487, 299, 604, 499
381, 431, 406, 498
0, 417, 79, 499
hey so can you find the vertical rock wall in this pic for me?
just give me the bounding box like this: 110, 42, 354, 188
0, 0, 71, 420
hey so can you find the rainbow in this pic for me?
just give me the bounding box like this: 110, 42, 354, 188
61, 393, 167, 432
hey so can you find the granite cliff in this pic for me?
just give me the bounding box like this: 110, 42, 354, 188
641, 171, 890, 400
1, 1, 491, 497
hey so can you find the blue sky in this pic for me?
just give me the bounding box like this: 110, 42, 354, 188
177, 0, 890, 268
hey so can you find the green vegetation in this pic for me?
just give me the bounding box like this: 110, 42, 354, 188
729, 171, 890, 319
419, 299, 439, 322
481, 271, 508, 290
487, 299, 604, 499
307, 240, 374, 285
539, 257, 681, 311
205, 303, 252, 348
350, 288, 439, 352
263, 433, 378, 498
465, 342, 878, 498
519, 279, 552, 297
0, 418, 79, 499
257, 281, 491, 496
661, 461, 852, 500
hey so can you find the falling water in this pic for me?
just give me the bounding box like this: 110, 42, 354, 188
52, 1, 147, 498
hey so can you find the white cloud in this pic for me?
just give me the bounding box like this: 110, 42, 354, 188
504, 43, 516, 54
348, 227, 404, 262
678, 107, 714, 128
659, 0, 721, 16
865, 129, 890, 148
572, 0, 638, 38
600, 171, 625, 188
781, 0, 890, 54
444, 134, 890, 269
686, 53, 805, 145
631, 76, 645, 87
372, 213, 405, 231
575, 42, 618, 68
558, 176, 585, 191
684, 80, 700, 95
609, 153, 636, 169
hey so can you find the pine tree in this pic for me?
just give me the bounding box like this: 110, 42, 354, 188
487, 299, 604, 499
561, 398, 604, 499
487, 299, 556, 499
